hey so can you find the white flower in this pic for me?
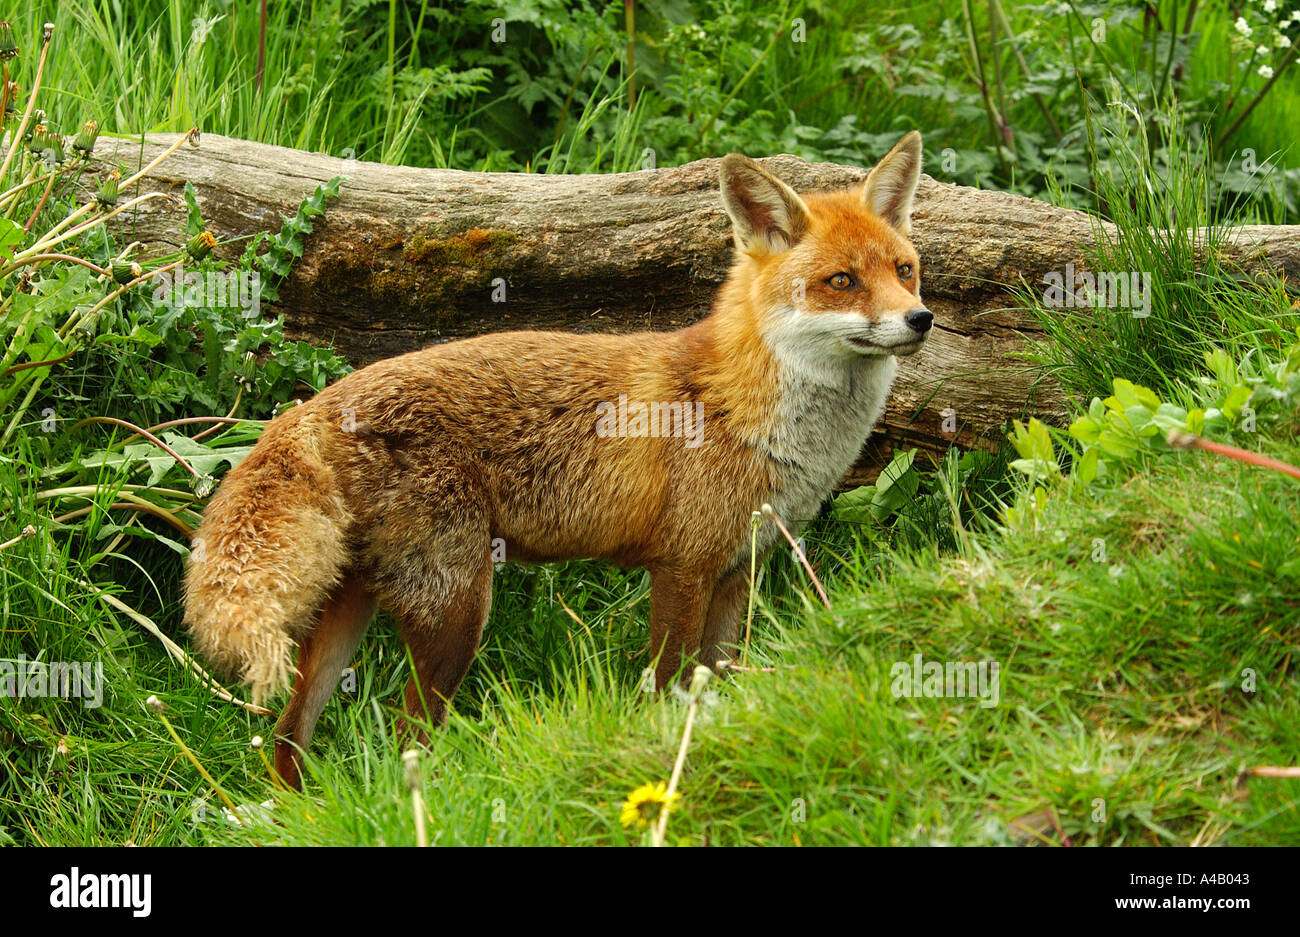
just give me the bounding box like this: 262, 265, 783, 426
1264, 0, 1277, 12
1279, 33, 1293, 47
1236, 16, 1254, 36
1293, 10, 1300, 22
1257, 43, 1272, 55
1259, 64, 1276, 78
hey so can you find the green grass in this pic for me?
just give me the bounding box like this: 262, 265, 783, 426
13, 0, 448, 166
1026, 101, 1300, 402
10, 2, 1300, 204
4, 421, 1298, 845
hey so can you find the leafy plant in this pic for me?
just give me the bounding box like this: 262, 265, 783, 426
832, 449, 921, 526
1008, 331, 1300, 492
0, 20, 351, 723
829, 444, 1005, 557
241, 176, 343, 303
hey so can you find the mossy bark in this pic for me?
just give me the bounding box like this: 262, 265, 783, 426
93, 133, 1300, 484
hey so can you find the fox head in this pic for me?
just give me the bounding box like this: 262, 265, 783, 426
718, 132, 931, 370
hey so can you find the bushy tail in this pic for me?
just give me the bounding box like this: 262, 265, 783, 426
184, 411, 351, 705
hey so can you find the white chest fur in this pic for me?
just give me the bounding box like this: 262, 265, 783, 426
764, 355, 896, 522
734, 352, 897, 569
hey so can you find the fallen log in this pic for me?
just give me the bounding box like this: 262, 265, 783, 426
92, 133, 1300, 484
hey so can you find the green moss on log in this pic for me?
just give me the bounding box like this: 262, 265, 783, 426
404, 227, 518, 268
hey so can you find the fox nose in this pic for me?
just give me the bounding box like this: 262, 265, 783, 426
905, 307, 933, 333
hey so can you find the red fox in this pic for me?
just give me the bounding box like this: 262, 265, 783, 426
185, 132, 931, 789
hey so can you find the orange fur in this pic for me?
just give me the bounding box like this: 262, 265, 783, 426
184, 132, 933, 787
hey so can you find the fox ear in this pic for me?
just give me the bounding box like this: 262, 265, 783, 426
719, 154, 810, 254
861, 131, 923, 234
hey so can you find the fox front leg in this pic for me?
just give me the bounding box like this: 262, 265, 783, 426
647, 566, 717, 690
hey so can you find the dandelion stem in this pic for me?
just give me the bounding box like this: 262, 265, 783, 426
69, 415, 204, 482
253, 741, 286, 792
91, 587, 270, 715
0, 252, 109, 276
403, 751, 429, 847
1247, 765, 1300, 778
0, 524, 37, 552
743, 510, 761, 667
760, 503, 831, 610
0, 23, 54, 192
148, 700, 246, 825
651, 667, 711, 847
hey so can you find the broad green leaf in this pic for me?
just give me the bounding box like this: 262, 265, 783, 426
1150, 402, 1189, 434
831, 485, 877, 524
1097, 428, 1141, 459
1133, 383, 1161, 411
1110, 378, 1141, 409
1027, 418, 1054, 462
874, 448, 917, 495
1221, 384, 1252, 420
1009, 419, 1034, 459
1069, 415, 1101, 444
47, 432, 254, 486
1076, 446, 1099, 484
184, 182, 204, 238
0, 217, 23, 260
1123, 405, 1152, 432
870, 450, 919, 521
1204, 347, 1235, 385
1010, 418, 1055, 464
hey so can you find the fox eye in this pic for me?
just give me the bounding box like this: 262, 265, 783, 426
897, 263, 913, 280
827, 272, 854, 290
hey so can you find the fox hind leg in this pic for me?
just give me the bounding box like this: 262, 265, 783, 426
273, 573, 377, 790
364, 484, 494, 746
383, 547, 493, 748
698, 567, 751, 674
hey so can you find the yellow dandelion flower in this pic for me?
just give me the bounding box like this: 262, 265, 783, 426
186, 231, 218, 261
619, 781, 680, 829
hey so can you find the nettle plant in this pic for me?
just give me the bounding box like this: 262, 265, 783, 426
1007, 333, 1300, 505
0, 21, 347, 655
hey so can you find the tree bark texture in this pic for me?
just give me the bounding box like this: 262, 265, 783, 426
93, 134, 1300, 484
